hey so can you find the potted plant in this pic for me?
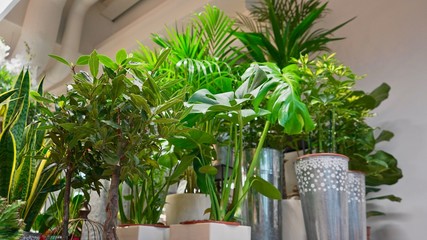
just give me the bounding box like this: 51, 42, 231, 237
164, 128, 217, 225
0, 197, 25, 240
170, 61, 313, 240
0, 69, 59, 237
48, 47, 199, 240
288, 53, 402, 240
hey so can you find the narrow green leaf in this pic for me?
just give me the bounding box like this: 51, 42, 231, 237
89, 50, 99, 78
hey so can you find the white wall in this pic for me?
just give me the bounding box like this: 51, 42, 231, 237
325, 0, 427, 239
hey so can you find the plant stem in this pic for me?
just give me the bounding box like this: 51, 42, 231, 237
103, 165, 121, 240
228, 120, 270, 219
61, 162, 73, 240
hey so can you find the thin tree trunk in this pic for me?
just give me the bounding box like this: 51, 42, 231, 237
104, 165, 121, 240
62, 164, 73, 240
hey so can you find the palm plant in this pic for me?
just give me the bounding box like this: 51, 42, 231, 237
235, 0, 354, 69
138, 4, 246, 94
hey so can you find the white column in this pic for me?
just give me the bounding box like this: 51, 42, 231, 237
12, 0, 67, 79
44, 0, 98, 92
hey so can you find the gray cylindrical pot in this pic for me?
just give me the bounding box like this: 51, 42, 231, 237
348, 171, 367, 240
295, 153, 349, 240
242, 148, 283, 240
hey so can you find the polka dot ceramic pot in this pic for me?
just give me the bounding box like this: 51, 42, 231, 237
295, 153, 349, 240
348, 171, 367, 240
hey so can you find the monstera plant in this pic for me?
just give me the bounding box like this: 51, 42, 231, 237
184, 62, 314, 221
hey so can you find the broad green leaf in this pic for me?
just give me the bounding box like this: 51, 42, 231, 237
49, 54, 71, 67
250, 176, 282, 200
376, 130, 394, 143
98, 54, 118, 70
116, 49, 128, 64
76, 55, 90, 65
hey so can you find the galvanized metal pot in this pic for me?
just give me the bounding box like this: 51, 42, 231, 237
242, 148, 283, 240
348, 171, 367, 240
295, 153, 349, 240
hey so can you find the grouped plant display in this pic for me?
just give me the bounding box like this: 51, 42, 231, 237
0, 69, 57, 232
292, 54, 402, 214
235, 0, 354, 69
0, 197, 25, 240
185, 62, 314, 221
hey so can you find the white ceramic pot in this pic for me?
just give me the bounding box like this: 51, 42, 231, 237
170, 222, 251, 240
116, 225, 169, 240
165, 193, 210, 225
282, 198, 307, 240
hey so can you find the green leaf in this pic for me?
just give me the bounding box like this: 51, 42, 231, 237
89, 50, 99, 78
0, 89, 17, 104
250, 176, 282, 200
169, 158, 194, 182
76, 55, 90, 65
99, 54, 118, 70
116, 49, 128, 64
199, 165, 218, 175
0, 123, 16, 197
376, 130, 394, 143
369, 83, 390, 108
130, 94, 151, 114
49, 54, 71, 67
367, 194, 402, 202
367, 211, 385, 218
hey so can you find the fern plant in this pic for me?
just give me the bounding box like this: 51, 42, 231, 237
0, 197, 25, 240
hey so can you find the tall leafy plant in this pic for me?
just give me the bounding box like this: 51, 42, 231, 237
292, 54, 402, 215
50, 48, 191, 239
235, 0, 354, 68
0, 69, 56, 231
185, 62, 314, 221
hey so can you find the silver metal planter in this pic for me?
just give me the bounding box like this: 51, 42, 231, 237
295, 153, 349, 240
348, 171, 367, 240
242, 148, 283, 240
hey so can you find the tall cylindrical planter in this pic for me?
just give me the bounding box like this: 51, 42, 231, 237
348, 171, 367, 240
242, 148, 283, 240
295, 153, 349, 240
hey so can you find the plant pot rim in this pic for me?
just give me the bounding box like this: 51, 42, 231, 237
348, 170, 366, 175
167, 193, 209, 196
118, 223, 169, 228
296, 152, 349, 161
179, 220, 241, 226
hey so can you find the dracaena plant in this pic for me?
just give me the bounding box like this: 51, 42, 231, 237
184, 62, 314, 221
